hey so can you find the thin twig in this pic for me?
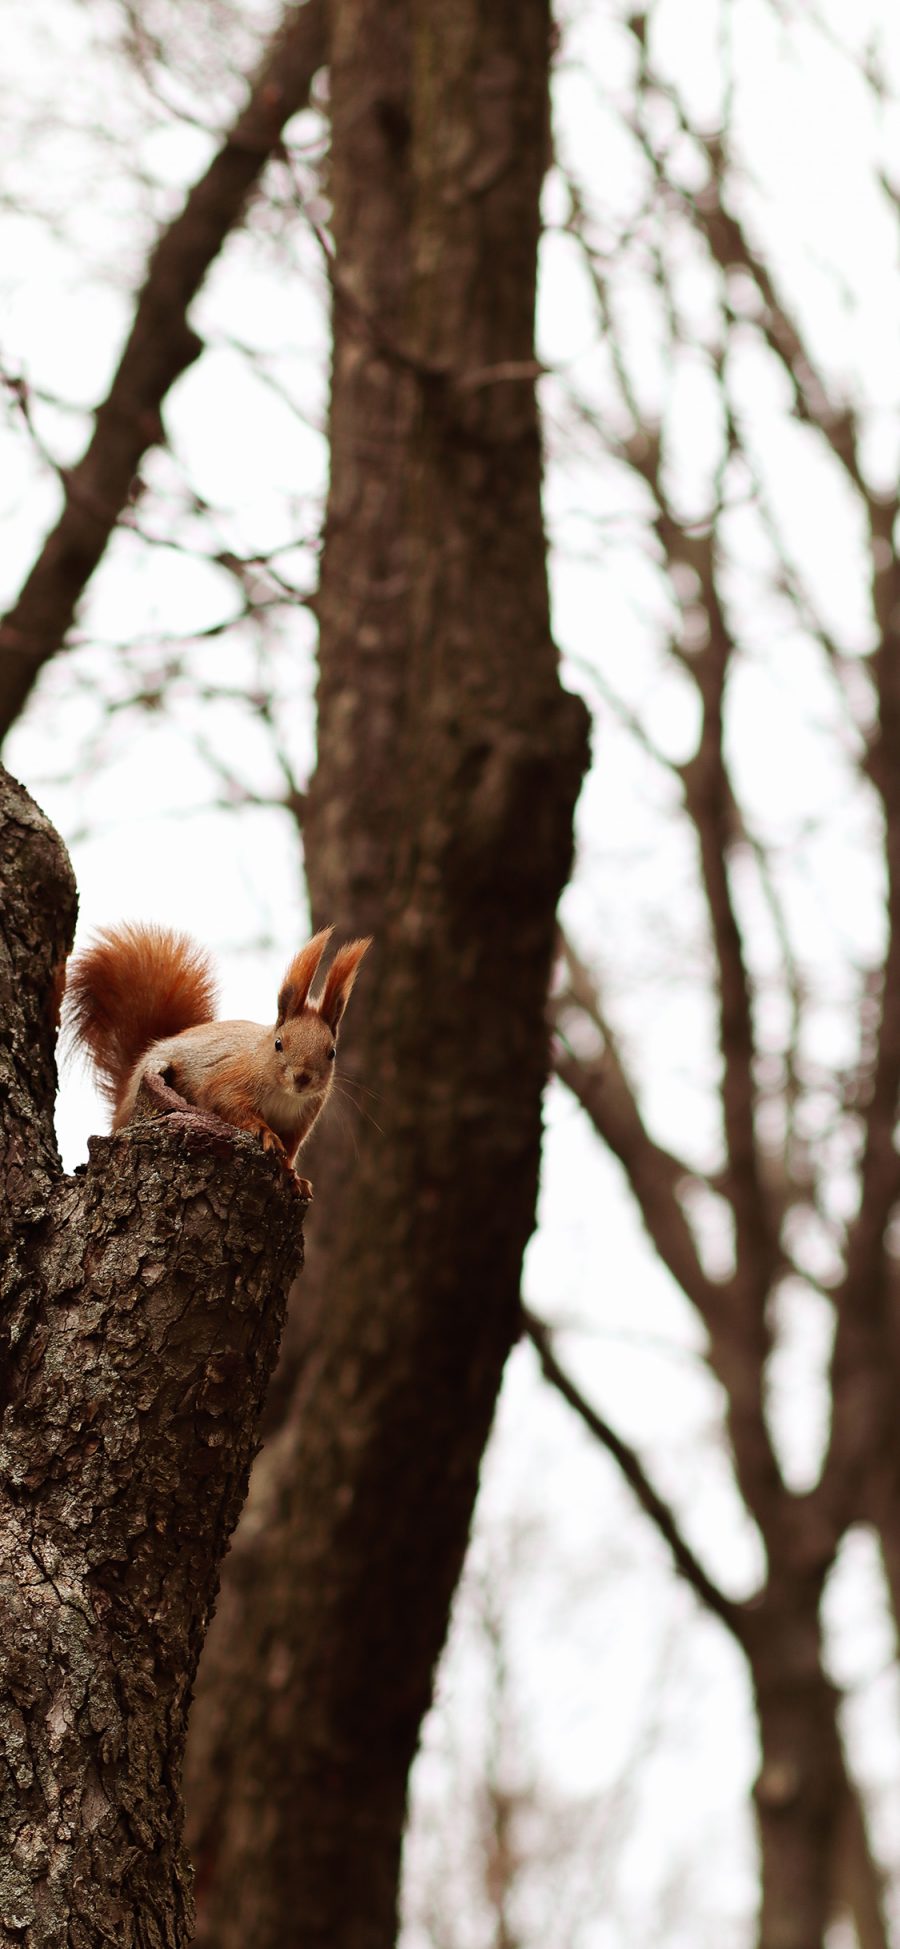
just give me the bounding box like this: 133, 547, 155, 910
522, 1307, 748, 1642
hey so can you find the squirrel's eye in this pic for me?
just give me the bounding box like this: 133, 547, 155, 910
274, 1037, 283, 1053
328, 1046, 336, 1061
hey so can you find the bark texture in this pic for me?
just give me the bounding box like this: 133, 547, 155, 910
0, 769, 305, 1946
0, 0, 325, 745
184, 2, 589, 1943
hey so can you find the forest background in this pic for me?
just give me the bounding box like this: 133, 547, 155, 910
3, 0, 900, 1945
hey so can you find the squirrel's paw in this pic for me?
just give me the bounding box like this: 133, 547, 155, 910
259, 1127, 311, 1199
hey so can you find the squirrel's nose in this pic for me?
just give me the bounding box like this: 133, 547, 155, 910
294, 1069, 310, 1090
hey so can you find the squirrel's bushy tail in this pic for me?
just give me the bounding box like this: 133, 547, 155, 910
65, 923, 219, 1109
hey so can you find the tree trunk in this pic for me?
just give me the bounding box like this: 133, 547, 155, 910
0, 768, 305, 1947
184, 1, 589, 1943
748, 1598, 844, 1949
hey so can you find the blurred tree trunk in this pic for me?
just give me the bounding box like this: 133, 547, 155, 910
546, 26, 900, 1930
183, 1, 588, 1944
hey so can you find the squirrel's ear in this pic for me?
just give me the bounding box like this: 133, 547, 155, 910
277, 927, 334, 1023
318, 937, 372, 1034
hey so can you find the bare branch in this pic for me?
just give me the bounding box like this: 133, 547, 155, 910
0, 0, 326, 744
553, 969, 725, 1332
556, 934, 787, 1542
523, 1307, 748, 1641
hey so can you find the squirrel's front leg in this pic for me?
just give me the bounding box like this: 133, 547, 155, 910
259, 1122, 313, 1201
222, 1107, 313, 1202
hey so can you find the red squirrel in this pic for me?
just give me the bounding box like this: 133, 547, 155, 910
65, 923, 371, 1196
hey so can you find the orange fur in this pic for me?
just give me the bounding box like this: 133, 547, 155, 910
65, 925, 218, 1115
317, 939, 371, 1031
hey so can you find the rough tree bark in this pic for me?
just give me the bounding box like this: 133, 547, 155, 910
183, 1, 589, 1943
0, 768, 304, 1946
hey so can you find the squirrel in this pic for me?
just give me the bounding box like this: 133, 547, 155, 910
64, 922, 371, 1197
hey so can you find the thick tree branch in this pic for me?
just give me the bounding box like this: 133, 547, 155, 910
0, 0, 326, 744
